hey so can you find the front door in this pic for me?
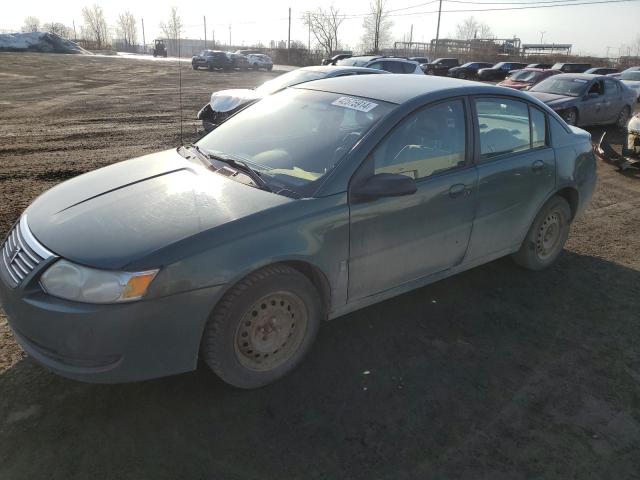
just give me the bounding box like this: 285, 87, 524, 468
348, 98, 477, 300
582, 79, 606, 124
465, 97, 556, 261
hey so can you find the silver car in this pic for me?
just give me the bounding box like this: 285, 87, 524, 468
528, 73, 636, 127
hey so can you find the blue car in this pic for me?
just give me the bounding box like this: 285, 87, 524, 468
1, 75, 596, 388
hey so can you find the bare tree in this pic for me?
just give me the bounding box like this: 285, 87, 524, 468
21, 16, 41, 33
160, 7, 183, 55
82, 4, 109, 49
361, 0, 393, 54
305, 6, 344, 55
117, 11, 137, 46
454, 16, 493, 40
43, 22, 72, 38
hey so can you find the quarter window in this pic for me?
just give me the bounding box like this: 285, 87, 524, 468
475, 98, 531, 159
373, 99, 466, 180
530, 107, 547, 148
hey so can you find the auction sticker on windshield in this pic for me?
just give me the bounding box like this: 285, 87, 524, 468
332, 96, 378, 112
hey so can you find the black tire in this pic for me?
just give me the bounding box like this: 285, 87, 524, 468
201, 264, 323, 388
561, 108, 578, 126
459, 72, 467, 79
252, 63, 259, 70
208, 63, 214, 72
192, 64, 197, 70
512, 196, 571, 270
267, 65, 273, 71
615, 106, 630, 128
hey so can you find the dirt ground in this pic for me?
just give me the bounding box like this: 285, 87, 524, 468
1, 52, 640, 480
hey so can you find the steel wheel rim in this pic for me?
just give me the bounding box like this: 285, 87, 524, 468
617, 108, 629, 127
234, 291, 308, 372
536, 210, 563, 260
564, 111, 576, 125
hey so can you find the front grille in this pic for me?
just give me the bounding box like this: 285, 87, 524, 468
1, 216, 54, 287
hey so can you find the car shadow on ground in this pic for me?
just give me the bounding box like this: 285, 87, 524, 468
1, 251, 640, 479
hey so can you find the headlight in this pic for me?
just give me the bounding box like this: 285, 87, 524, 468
40, 260, 158, 304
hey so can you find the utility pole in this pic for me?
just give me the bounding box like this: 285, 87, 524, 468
204, 16, 207, 49
539, 31, 546, 44
212, 29, 215, 49
606, 46, 611, 58
409, 24, 413, 45
141, 18, 146, 53
229, 24, 231, 47
72, 20, 77, 41
434, 0, 443, 57
287, 7, 292, 64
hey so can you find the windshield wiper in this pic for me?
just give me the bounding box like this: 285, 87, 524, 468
188, 145, 271, 192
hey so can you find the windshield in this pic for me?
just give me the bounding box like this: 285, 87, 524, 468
197, 88, 394, 194
460, 62, 476, 68
255, 70, 326, 95
620, 71, 640, 81
509, 70, 542, 82
530, 77, 589, 96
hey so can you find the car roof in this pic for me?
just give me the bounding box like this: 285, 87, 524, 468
294, 74, 484, 104
554, 73, 611, 80
299, 65, 388, 74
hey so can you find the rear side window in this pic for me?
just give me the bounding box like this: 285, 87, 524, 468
530, 107, 547, 148
372, 99, 466, 180
402, 62, 417, 73
382, 61, 406, 74
475, 98, 531, 159
604, 79, 620, 96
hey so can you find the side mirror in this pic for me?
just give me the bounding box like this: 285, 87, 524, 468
351, 173, 417, 203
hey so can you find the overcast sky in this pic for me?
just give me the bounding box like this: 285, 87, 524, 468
3, 0, 639, 57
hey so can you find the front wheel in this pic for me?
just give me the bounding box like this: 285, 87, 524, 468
201, 265, 323, 388
615, 106, 630, 128
512, 196, 571, 270
561, 108, 578, 126
459, 72, 467, 79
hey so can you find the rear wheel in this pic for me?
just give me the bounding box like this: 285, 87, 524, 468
616, 106, 630, 128
459, 72, 467, 79
201, 265, 323, 388
208, 63, 214, 72
512, 196, 571, 270
561, 108, 578, 126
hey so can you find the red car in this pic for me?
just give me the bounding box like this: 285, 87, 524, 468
498, 68, 560, 91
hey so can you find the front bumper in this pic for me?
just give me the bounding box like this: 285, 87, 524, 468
0, 262, 224, 383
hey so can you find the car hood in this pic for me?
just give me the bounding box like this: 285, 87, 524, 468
25, 149, 291, 269
209, 88, 263, 113
528, 91, 575, 106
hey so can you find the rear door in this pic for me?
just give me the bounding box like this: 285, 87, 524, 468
348, 98, 477, 299
603, 78, 623, 122
466, 97, 556, 261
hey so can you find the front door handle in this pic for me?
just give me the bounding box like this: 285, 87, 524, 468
449, 183, 470, 198
531, 160, 545, 172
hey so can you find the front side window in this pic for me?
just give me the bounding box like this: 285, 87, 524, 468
475, 98, 531, 159
372, 99, 466, 180
367, 61, 385, 71
198, 89, 394, 194
383, 61, 406, 74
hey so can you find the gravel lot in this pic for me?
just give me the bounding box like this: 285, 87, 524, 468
1, 52, 640, 479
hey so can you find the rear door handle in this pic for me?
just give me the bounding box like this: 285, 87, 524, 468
449, 183, 470, 198
531, 160, 544, 172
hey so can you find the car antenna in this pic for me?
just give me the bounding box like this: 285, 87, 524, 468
177, 35, 184, 144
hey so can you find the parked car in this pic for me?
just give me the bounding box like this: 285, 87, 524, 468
192, 50, 232, 71
526, 63, 552, 69
477, 62, 529, 81
321, 53, 352, 65
336, 56, 423, 74
234, 49, 261, 56
246, 53, 273, 71
227, 52, 249, 71
550, 63, 592, 73
0, 74, 596, 387
409, 56, 430, 64
584, 67, 619, 75
447, 62, 493, 79
528, 73, 636, 126
422, 58, 459, 75
618, 69, 640, 101
498, 68, 560, 90
197, 65, 388, 131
